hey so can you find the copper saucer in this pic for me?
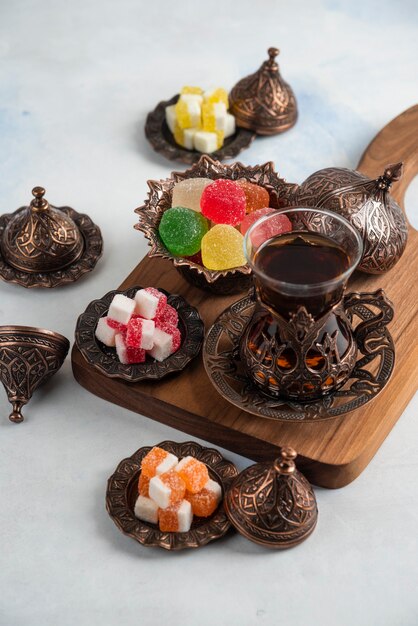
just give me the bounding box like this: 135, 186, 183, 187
144, 95, 256, 165
0, 205, 103, 288
75, 286, 204, 382
106, 440, 239, 551
203, 292, 395, 422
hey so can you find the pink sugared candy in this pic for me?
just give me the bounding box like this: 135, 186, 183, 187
95, 316, 117, 347
248, 211, 292, 248
115, 333, 146, 364
148, 327, 181, 362
240, 207, 276, 236
108, 294, 136, 325
200, 179, 246, 226
135, 287, 167, 320
154, 304, 179, 332
106, 318, 127, 332
126, 317, 155, 350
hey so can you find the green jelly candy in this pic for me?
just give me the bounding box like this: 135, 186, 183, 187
159, 206, 209, 257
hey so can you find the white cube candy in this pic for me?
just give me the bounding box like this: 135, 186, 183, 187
115, 333, 129, 365
95, 316, 117, 347
180, 93, 203, 106
149, 475, 172, 509
134, 495, 159, 524
224, 113, 236, 138
176, 499, 193, 532
154, 452, 178, 475
204, 478, 222, 503
171, 177, 212, 212
183, 128, 196, 150
165, 105, 177, 134
179, 98, 201, 128
148, 328, 173, 362
108, 294, 136, 325
212, 102, 227, 131
194, 131, 218, 154
134, 288, 166, 320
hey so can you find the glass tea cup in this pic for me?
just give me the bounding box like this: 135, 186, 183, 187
240, 207, 363, 401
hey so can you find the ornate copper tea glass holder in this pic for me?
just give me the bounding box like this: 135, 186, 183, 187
0, 326, 69, 423
0, 187, 103, 288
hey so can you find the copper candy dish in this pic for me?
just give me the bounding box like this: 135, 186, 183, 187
135, 154, 297, 295
229, 47, 298, 135
106, 441, 239, 550
145, 94, 256, 165
0, 325, 69, 423
203, 289, 395, 422
225, 447, 318, 548
75, 286, 204, 382
0, 186, 103, 288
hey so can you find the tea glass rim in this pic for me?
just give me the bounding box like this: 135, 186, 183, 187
243, 206, 364, 296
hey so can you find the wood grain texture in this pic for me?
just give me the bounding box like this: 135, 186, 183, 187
72, 105, 418, 488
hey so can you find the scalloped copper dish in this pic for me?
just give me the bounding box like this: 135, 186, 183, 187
135, 154, 298, 295
75, 286, 204, 382
0, 206, 103, 288
145, 94, 256, 165
203, 292, 395, 422
106, 440, 239, 550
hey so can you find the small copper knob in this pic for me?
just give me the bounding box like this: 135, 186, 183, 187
268, 47, 280, 60
31, 186, 48, 211
274, 446, 297, 475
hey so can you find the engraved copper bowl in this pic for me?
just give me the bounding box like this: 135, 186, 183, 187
75, 286, 204, 381
134, 155, 298, 295
0, 325, 70, 423
145, 95, 256, 165
106, 440, 239, 550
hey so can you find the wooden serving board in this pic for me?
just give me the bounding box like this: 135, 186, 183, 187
72, 106, 418, 488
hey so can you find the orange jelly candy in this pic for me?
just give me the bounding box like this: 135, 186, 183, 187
186, 488, 218, 517
237, 179, 270, 214
138, 473, 150, 497
141, 446, 177, 478
159, 470, 186, 504
175, 457, 209, 494
158, 505, 180, 532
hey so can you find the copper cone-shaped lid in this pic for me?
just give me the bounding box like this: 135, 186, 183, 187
224, 447, 318, 548
0, 187, 84, 273
229, 47, 298, 136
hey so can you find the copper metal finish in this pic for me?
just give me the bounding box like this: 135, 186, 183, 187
293, 163, 408, 273
0, 187, 103, 288
203, 289, 395, 422
229, 47, 298, 136
0, 325, 69, 423
224, 447, 318, 548
145, 94, 256, 165
75, 286, 204, 381
134, 154, 297, 295
106, 440, 239, 551
240, 299, 358, 401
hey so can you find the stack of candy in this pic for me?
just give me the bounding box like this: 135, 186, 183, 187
165, 86, 236, 153
134, 446, 222, 532
158, 177, 292, 270
95, 288, 181, 364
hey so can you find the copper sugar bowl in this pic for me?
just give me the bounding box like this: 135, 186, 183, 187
0, 186, 84, 273
229, 47, 298, 135
240, 208, 393, 402
293, 162, 408, 274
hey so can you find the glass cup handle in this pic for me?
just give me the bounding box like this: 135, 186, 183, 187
343, 289, 394, 354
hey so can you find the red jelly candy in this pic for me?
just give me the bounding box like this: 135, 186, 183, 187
200, 179, 246, 226
240, 207, 276, 236
155, 304, 179, 332
249, 212, 292, 248
107, 318, 127, 332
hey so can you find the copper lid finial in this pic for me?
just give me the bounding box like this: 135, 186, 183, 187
31, 186, 48, 211
274, 446, 297, 475
229, 46, 298, 136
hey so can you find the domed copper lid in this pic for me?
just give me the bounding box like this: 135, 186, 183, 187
0, 187, 84, 273
229, 47, 298, 136
224, 447, 318, 548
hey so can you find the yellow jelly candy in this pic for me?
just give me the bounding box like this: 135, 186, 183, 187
174, 123, 184, 147
216, 129, 224, 149
175, 99, 201, 130
181, 86, 203, 95
204, 87, 229, 107
201, 224, 246, 270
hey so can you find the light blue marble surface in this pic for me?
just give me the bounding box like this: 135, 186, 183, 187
0, 1, 417, 625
